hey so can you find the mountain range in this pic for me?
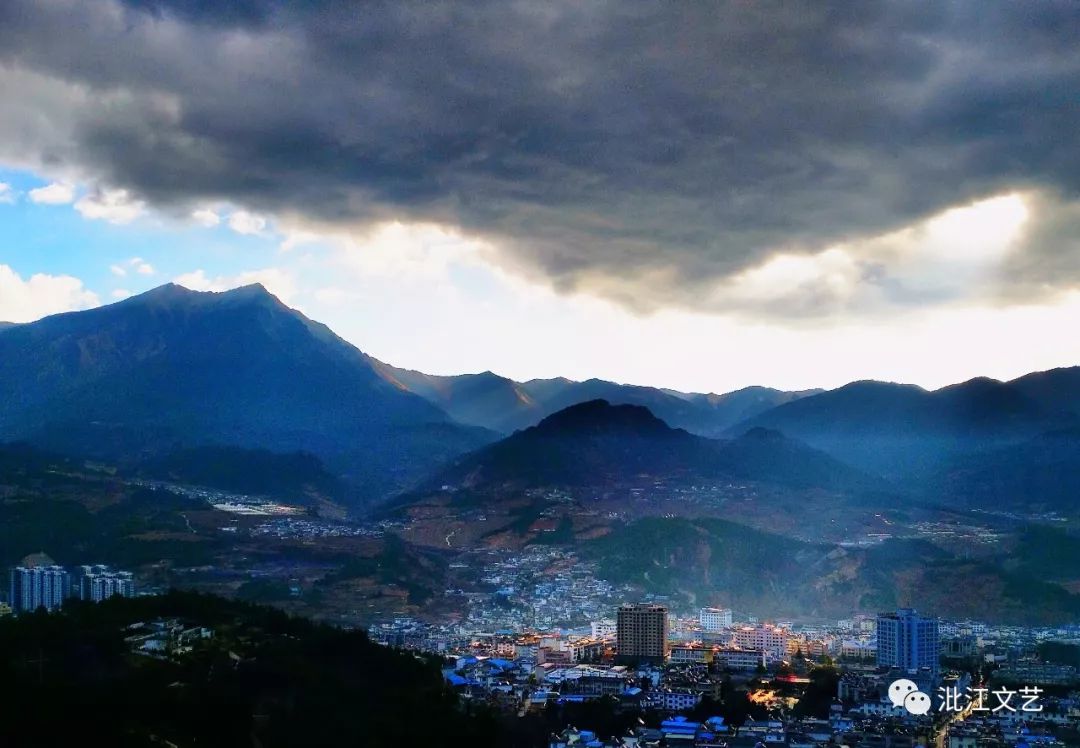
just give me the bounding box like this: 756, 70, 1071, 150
0, 283, 489, 500
736, 373, 1080, 479
2, 283, 1080, 513
373, 361, 820, 436
5, 283, 1080, 623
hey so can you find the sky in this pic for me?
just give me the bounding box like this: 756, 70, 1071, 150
1, 0, 1079, 394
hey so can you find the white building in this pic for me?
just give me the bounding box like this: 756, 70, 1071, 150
590, 619, 616, 638
663, 690, 702, 711
714, 648, 767, 671
9, 565, 68, 613
840, 639, 877, 660
699, 607, 733, 632
732, 624, 791, 660
670, 643, 714, 663
76, 565, 135, 602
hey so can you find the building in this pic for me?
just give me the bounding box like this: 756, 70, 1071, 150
616, 603, 669, 664
789, 636, 833, 659
10, 565, 69, 613
568, 637, 606, 663
840, 639, 877, 661
876, 608, 939, 673
699, 607, 733, 632
714, 647, 767, 671
9, 565, 69, 613
75, 565, 135, 603
940, 634, 977, 659
654, 690, 703, 711
732, 624, 791, 660
670, 643, 714, 664
590, 619, 616, 639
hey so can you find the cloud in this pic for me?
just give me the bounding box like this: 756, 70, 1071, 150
111, 288, 132, 299
74, 188, 145, 224
0, 264, 99, 322
174, 267, 297, 303
0, 0, 1079, 315
227, 210, 267, 236
28, 181, 74, 205
999, 191, 1080, 303
0, 182, 13, 204
112, 257, 154, 276
191, 207, 221, 227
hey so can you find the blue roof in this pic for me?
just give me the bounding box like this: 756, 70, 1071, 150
623, 687, 643, 696
661, 719, 701, 734
488, 658, 514, 670
446, 674, 467, 686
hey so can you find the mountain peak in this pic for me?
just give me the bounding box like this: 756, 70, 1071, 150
531, 399, 672, 436
130, 282, 195, 302
128, 282, 278, 305
113, 282, 294, 320
221, 282, 274, 300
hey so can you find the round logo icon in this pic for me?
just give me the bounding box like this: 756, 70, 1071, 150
888, 678, 918, 708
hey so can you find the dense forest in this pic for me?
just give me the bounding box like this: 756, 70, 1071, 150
0, 591, 500, 747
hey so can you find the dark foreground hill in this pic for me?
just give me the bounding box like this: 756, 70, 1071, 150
420, 399, 878, 495
0, 591, 500, 748
0, 284, 493, 503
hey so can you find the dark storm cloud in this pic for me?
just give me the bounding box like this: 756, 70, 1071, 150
1, 0, 1078, 312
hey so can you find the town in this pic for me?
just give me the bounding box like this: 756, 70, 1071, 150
9, 549, 1080, 746
370, 605, 1080, 748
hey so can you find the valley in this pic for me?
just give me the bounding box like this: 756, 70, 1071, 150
3, 285, 1080, 630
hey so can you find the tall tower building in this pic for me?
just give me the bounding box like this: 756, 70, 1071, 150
617, 603, 669, 664
76, 565, 136, 602
9, 565, 69, 613
876, 608, 939, 673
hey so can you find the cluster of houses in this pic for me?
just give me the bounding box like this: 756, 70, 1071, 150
124, 618, 215, 659
441, 653, 1078, 747
550, 715, 855, 748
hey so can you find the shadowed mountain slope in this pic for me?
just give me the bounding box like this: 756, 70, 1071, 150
735, 375, 1080, 477
421, 399, 877, 494
0, 284, 493, 502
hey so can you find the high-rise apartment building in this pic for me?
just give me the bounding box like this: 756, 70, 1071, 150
76, 565, 136, 603
9, 565, 69, 613
876, 608, 939, 673
616, 603, 669, 664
